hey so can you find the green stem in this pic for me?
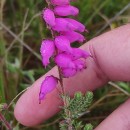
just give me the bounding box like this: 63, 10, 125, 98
0, 0, 6, 102
19, 9, 29, 67
0, 59, 5, 102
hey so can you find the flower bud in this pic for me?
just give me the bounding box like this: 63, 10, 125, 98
40, 40, 55, 67
51, 0, 70, 5
65, 18, 85, 32
55, 36, 72, 53
62, 68, 77, 78
54, 5, 79, 16
55, 53, 75, 69
73, 59, 86, 71
60, 31, 85, 43
42, 8, 56, 27
71, 48, 90, 60
52, 18, 76, 32
39, 76, 58, 103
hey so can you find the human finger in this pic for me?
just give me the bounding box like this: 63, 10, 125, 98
95, 98, 130, 130
14, 24, 130, 126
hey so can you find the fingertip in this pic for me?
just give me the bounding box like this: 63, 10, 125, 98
14, 87, 40, 126
95, 98, 130, 130
14, 88, 61, 126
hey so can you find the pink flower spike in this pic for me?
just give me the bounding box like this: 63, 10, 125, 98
55, 36, 72, 53
52, 18, 76, 32
54, 5, 79, 16
74, 59, 86, 71
42, 8, 56, 27
60, 31, 85, 43
71, 48, 90, 60
65, 18, 85, 32
55, 53, 75, 69
62, 68, 77, 78
51, 0, 70, 5
39, 76, 58, 103
40, 40, 55, 67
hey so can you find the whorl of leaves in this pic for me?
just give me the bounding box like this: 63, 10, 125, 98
68, 91, 93, 118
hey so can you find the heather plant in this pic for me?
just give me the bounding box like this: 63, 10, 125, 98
39, 0, 93, 129
1, 0, 129, 130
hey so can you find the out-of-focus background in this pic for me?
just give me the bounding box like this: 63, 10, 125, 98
0, 0, 130, 129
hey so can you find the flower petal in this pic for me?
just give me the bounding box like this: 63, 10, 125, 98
62, 68, 77, 78
55, 36, 72, 53
40, 40, 55, 67
54, 5, 79, 16
50, 0, 70, 5
42, 8, 56, 27
52, 18, 76, 32
55, 53, 75, 68
60, 31, 85, 43
39, 76, 58, 102
74, 59, 86, 71
65, 18, 85, 32
71, 48, 90, 60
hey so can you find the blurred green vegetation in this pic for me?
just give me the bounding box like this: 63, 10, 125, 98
0, 0, 130, 129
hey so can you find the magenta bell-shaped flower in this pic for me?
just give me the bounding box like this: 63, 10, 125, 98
52, 18, 86, 33
52, 18, 76, 32
71, 48, 90, 60
55, 36, 72, 53
62, 68, 77, 78
65, 18, 85, 32
39, 0, 91, 105
54, 5, 79, 16
73, 59, 86, 71
39, 76, 58, 103
40, 40, 55, 67
42, 8, 56, 27
60, 31, 85, 43
55, 53, 75, 69
50, 0, 70, 6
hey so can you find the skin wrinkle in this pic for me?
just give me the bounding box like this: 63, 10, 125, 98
88, 38, 115, 81
88, 43, 109, 82
91, 24, 130, 81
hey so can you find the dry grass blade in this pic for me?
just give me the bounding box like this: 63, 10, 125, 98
0, 22, 41, 61
95, 3, 130, 36
6, 12, 41, 53
108, 81, 130, 97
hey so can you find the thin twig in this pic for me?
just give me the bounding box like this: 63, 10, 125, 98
6, 12, 41, 53
108, 81, 130, 97
83, 116, 106, 121
18, 9, 29, 69
7, 87, 30, 109
97, 11, 113, 29
0, 21, 41, 60
22, 118, 60, 130
0, 112, 12, 130
89, 91, 125, 110
0, 0, 6, 22
95, 3, 130, 36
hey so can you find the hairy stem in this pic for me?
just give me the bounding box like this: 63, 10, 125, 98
45, 1, 73, 129
0, 112, 12, 130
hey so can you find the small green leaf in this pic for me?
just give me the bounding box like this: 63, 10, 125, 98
74, 92, 82, 99
84, 123, 93, 130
